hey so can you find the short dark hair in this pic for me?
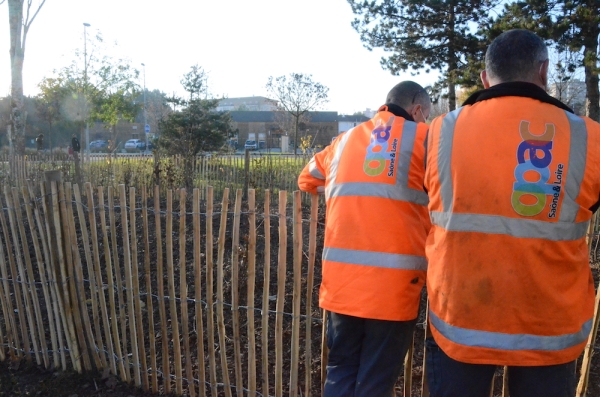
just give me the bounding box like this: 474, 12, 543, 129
386, 81, 431, 112
486, 29, 548, 83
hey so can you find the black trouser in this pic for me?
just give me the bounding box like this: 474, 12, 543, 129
426, 338, 576, 397
324, 311, 416, 397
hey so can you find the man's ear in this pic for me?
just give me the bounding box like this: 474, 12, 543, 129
480, 70, 491, 89
539, 59, 550, 89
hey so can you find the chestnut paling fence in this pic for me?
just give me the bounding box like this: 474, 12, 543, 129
0, 182, 597, 396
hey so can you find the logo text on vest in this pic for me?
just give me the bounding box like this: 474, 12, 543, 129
363, 117, 399, 177
512, 121, 563, 217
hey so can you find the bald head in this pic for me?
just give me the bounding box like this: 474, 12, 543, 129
386, 81, 431, 122
483, 29, 549, 88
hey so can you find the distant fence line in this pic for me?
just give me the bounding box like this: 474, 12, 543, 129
0, 182, 598, 396
0, 153, 309, 201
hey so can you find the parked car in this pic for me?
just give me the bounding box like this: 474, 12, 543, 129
244, 139, 258, 150
124, 139, 146, 152
89, 140, 109, 153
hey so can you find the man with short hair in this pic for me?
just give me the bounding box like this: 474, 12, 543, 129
424, 29, 600, 397
298, 81, 431, 396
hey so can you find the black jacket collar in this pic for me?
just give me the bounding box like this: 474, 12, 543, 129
462, 82, 574, 113
378, 103, 415, 121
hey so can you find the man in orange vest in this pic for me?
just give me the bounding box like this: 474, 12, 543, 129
424, 29, 600, 397
298, 81, 431, 396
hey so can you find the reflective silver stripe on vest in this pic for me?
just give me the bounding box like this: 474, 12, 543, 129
323, 247, 427, 270
430, 211, 589, 241
430, 309, 592, 351
328, 182, 428, 205
326, 119, 428, 205
438, 108, 463, 212
308, 158, 325, 180
560, 112, 588, 222
325, 128, 355, 199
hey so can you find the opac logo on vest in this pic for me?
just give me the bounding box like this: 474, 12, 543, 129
363, 117, 399, 177
512, 121, 564, 217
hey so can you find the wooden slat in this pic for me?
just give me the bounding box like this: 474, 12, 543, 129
231, 189, 244, 397
65, 183, 98, 370
41, 182, 68, 369
119, 184, 142, 386
29, 182, 63, 369
4, 186, 42, 364
108, 186, 130, 382
0, 201, 18, 360
193, 188, 207, 397
321, 310, 328, 397
289, 191, 302, 396
304, 194, 318, 397
421, 302, 432, 397
11, 186, 50, 367
205, 186, 218, 394
166, 189, 183, 395
179, 189, 195, 397
216, 188, 232, 397
129, 187, 149, 390
73, 184, 107, 369
261, 189, 271, 396
142, 186, 159, 392
275, 190, 287, 397
22, 185, 57, 369
576, 217, 600, 397
60, 183, 90, 371
403, 335, 414, 397
99, 186, 127, 380
247, 189, 257, 394
154, 185, 170, 393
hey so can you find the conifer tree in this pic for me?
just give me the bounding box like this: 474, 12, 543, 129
348, 0, 500, 110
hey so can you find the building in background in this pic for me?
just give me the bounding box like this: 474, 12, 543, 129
216, 96, 278, 112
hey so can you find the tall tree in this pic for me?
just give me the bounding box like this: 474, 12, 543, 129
157, 65, 234, 190
5, 0, 46, 154
52, 32, 141, 154
35, 76, 65, 152
265, 73, 329, 155
491, 1, 600, 120
348, 0, 499, 110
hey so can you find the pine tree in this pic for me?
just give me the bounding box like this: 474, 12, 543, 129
491, 1, 600, 120
348, 0, 500, 110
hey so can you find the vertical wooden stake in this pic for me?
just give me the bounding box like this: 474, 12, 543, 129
166, 189, 183, 395
289, 191, 302, 397
247, 189, 257, 394
216, 188, 232, 397
142, 186, 158, 392
231, 189, 244, 397
205, 186, 218, 394
193, 188, 207, 397
261, 190, 271, 396
154, 185, 170, 392
305, 194, 318, 397
275, 190, 287, 397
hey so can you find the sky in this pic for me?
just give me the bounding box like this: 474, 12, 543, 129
0, 0, 439, 115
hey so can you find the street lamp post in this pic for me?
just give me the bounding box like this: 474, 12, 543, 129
83, 22, 90, 163
141, 63, 148, 152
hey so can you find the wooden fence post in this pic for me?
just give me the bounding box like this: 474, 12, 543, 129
244, 149, 250, 199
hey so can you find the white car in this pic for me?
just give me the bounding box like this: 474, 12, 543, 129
124, 139, 146, 152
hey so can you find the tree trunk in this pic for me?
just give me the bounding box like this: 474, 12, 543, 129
583, 27, 600, 121
447, 4, 457, 111
294, 115, 299, 157
8, 0, 26, 155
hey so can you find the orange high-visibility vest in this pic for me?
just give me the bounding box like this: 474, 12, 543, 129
425, 95, 600, 366
298, 109, 430, 321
